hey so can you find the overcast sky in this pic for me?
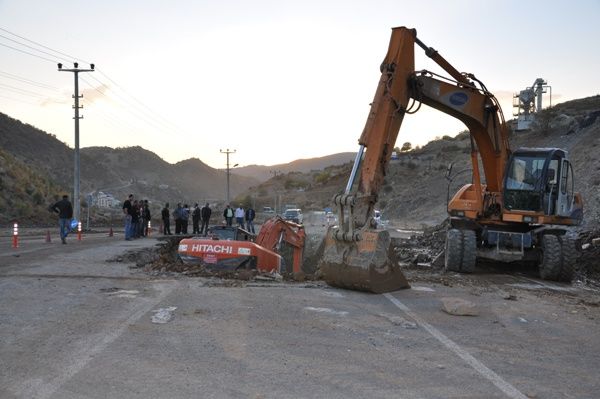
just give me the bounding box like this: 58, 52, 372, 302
1, 0, 599, 169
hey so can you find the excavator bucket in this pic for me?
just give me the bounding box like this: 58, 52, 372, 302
319, 228, 410, 294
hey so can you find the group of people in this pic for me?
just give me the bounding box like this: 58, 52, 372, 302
50, 193, 258, 244
160, 202, 213, 235
119, 195, 258, 240
223, 204, 256, 233
122, 194, 152, 241
158, 202, 256, 235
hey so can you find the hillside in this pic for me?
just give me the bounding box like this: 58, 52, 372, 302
241, 95, 600, 230
0, 113, 260, 224
234, 153, 356, 182
0, 112, 360, 225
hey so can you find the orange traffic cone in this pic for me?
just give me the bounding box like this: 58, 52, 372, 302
45, 230, 51, 243
108, 226, 114, 237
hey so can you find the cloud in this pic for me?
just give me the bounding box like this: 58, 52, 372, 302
81, 83, 110, 103
40, 83, 110, 107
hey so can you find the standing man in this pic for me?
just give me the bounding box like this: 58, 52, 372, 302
245, 206, 256, 234
143, 200, 151, 236
132, 200, 141, 238
223, 204, 234, 226
161, 203, 172, 235
200, 202, 212, 235
51, 194, 73, 244
235, 204, 245, 229
173, 203, 183, 234
123, 194, 134, 241
192, 203, 201, 234
181, 204, 190, 234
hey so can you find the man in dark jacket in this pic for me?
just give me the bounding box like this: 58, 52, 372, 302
161, 203, 171, 235
173, 203, 183, 234
245, 206, 256, 234
192, 203, 201, 234
200, 203, 212, 235
51, 194, 73, 244
143, 200, 151, 236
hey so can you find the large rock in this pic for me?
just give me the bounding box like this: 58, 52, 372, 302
440, 297, 479, 316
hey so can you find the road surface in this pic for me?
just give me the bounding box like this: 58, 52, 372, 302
1, 233, 599, 398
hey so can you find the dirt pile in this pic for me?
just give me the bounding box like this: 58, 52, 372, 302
392, 221, 448, 266
578, 230, 600, 287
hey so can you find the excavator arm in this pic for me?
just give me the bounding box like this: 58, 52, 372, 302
320, 26, 510, 293
256, 216, 306, 273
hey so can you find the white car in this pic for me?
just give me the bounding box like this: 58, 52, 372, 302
283, 208, 303, 224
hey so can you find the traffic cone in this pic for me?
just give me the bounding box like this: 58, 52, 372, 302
45, 230, 51, 243
108, 226, 113, 237
12, 222, 19, 248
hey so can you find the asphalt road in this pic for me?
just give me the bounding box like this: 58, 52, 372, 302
1, 233, 599, 399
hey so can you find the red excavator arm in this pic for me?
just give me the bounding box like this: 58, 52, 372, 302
256, 216, 306, 273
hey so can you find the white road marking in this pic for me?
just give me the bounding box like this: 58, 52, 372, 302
410, 286, 435, 292
19, 282, 176, 399
304, 306, 349, 316
383, 293, 529, 399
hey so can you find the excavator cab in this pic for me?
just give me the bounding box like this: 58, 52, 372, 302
503, 148, 582, 221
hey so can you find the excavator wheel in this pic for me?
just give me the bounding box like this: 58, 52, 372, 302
461, 230, 477, 273
444, 229, 463, 272
558, 235, 577, 282
319, 228, 410, 294
539, 234, 561, 281
444, 229, 476, 273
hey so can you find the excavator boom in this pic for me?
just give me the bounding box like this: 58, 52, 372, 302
319, 26, 510, 293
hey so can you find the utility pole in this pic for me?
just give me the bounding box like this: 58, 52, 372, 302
58, 62, 94, 223
269, 170, 281, 213
220, 149, 236, 204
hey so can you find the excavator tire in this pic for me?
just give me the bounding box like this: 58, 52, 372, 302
444, 229, 463, 272
539, 234, 561, 281
460, 230, 477, 273
558, 235, 577, 283
319, 228, 410, 294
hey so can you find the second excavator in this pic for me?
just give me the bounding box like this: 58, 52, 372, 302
319, 27, 583, 293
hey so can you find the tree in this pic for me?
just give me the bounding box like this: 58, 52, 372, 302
400, 142, 412, 152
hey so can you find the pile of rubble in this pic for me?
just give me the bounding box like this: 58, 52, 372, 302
393, 220, 448, 267
578, 229, 600, 286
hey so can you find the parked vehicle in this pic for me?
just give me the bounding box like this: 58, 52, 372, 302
283, 208, 303, 224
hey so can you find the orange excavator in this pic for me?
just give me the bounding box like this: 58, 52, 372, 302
319, 27, 583, 293
178, 216, 305, 274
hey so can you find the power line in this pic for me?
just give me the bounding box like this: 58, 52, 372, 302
0, 26, 191, 144
79, 77, 150, 134
0, 33, 71, 64
91, 71, 186, 135
80, 75, 179, 138
0, 26, 89, 64
0, 69, 61, 91
0, 82, 47, 98
0, 41, 59, 63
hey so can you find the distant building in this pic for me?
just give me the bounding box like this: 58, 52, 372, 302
96, 191, 119, 208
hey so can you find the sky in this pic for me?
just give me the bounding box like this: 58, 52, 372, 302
1, 0, 599, 169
